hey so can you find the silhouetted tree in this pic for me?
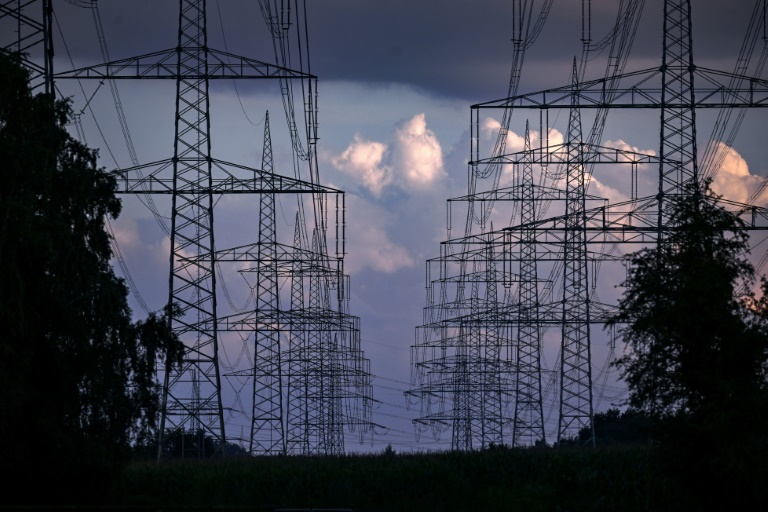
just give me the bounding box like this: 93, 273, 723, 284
0, 54, 182, 500
575, 408, 651, 446
610, 181, 768, 507
134, 428, 250, 459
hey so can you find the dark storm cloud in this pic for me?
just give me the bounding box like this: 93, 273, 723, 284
53, 1, 179, 58
305, 0, 517, 100
305, 0, 755, 99
52, 0, 755, 102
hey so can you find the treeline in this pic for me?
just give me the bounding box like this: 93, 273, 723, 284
133, 429, 250, 460
0, 53, 183, 499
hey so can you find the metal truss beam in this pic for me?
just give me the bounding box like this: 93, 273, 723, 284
54, 47, 315, 80
472, 68, 768, 110
111, 158, 342, 195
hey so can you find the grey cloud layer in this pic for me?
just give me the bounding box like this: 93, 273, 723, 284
54, 0, 751, 102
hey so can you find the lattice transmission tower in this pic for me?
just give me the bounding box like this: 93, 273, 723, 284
0, 0, 53, 94
5, 0, 373, 457
410, 0, 768, 449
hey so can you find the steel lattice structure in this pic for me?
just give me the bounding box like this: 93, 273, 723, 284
558, 61, 594, 442
7, 0, 374, 457
512, 122, 546, 446
0, 0, 53, 95
410, 0, 768, 448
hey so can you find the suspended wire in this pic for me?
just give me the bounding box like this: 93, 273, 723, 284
54, 10, 157, 314
212, 2, 299, 318
105, 218, 151, 313
258, 0, 313, 250
53, 11, 118, 165
57, 3, 176, 316
583, 0, 643, 54
701, 1, 768, 290
543, 0, 645, 312
221, 330, 254, 372
469, 0, 554, 229
72, 113, 87, 144
259, 0, 311, 162
59, 2, 171, 239
593, 340, 617, 410
215, 261, 255, 313
62, 0, 96, 7
213, 0, 263, 127
90, 3, 171, 237
701, 0, 767, 183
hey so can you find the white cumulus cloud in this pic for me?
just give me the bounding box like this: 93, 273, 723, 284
709, 142, 768, 205
330, 113, 445, 196
481, 117, 564, 152
110, 217, 141, 252
588, 175, 628, 205
331, 134, 393, 197
603, 139, 657, 158
350, 225, 416, 274
391, 113, 445, 186
344, 196, 416, 274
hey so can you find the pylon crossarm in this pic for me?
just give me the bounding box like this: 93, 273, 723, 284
472, 67, 662, 109
218, 309, 360, 332
707, 197, 768, 227
424, 268, 520, 284
54, 47, 315, 80
238, 263, 343, 277
693, 67, 768, 106
162, 396, 222, 432
504, 195, 663, 233
449, 185, 606, 203
416, 300, 617, 330
212, 241, 330, 263
505, 195, 768, 235
472, 67, 768, 110
412, 416, 451, 428
111, 158, 342, 194
438, 197, 658, 248
469, 143, 665, 167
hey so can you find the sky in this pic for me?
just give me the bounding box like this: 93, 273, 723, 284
29, 0, 768, 452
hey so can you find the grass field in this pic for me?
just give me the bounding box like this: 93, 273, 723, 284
99, 446, 669, 511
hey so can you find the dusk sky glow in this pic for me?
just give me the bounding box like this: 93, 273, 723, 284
44, 0, 768, 452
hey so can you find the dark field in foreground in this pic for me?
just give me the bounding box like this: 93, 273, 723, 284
111, 446, 663, 511
9, 444, 750, 511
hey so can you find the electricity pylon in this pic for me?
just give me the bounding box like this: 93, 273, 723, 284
411, 0, 768, 448
54, 0, 372, 457
513, 122, 546, 447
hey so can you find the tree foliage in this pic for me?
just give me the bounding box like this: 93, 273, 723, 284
0, 54, 182, 486
134, 428, 250, 460
612, 183, 768, 417
574, 408, 651, 446
611, 182, 768, 506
